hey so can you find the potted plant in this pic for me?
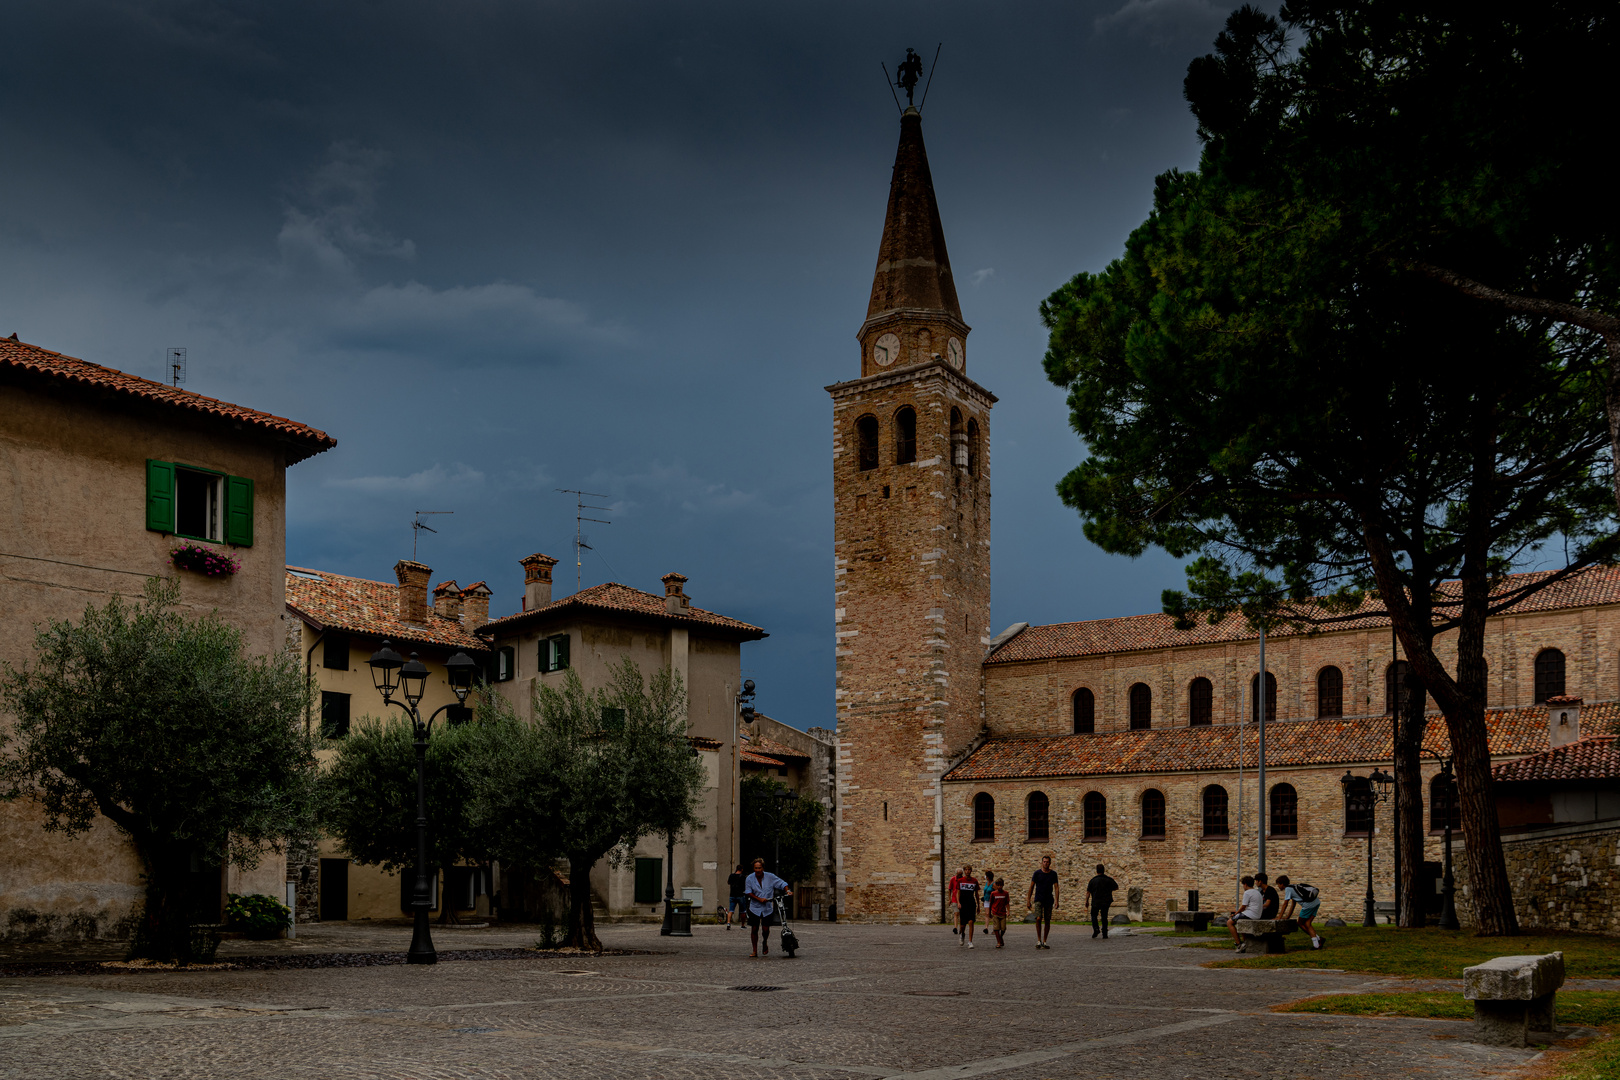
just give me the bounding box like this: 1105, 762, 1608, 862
170, 542, 241, 578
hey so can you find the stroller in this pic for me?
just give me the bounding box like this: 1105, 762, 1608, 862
773, 887, 800, 958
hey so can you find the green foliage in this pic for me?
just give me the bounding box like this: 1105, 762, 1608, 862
1280, 990, 1620, 1030
224, 892, 291, 940
739, 774, 826, 885
0, 579, 318, 963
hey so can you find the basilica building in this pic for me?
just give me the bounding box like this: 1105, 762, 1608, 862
830, 107, 1620, 928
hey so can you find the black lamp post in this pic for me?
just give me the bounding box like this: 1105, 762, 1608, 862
1342, 768, 1393, 928
1420, 751, 1462, 931
367, 641, 480, 965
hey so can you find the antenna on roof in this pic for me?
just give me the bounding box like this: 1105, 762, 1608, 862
167, 347, 187, 388
556, 489, 611, 590
412, 510, 453, 559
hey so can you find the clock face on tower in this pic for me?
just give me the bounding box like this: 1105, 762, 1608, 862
873, 333, 901, 367
946, 337, 963, 369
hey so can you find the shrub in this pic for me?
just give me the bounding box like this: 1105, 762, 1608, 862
225, 892, 291, 940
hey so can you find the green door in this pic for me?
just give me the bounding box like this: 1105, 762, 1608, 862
634, 858, 663, 904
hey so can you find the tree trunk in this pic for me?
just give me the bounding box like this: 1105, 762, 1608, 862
565, 852, 602, 953
1446, 702, 1519, 935
129, 838, 201, 964
1394, 690, 1428, 928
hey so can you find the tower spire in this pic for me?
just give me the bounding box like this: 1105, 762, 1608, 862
866, 108, 961, 325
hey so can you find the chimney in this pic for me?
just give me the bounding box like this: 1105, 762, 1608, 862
395, 560, 431, 625
520, 553, 559, 611
432, 580, 461, 623
460, 581, 491, 628
1547, 695, 1582, 749
662, 572, 690, 614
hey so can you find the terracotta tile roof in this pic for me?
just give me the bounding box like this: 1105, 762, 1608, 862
478, 581, 766, 640
988, 567, 1620, 665
741, 749, 787, 767
1493, 736, 1620, 784
285, 566, 491, 654
747, 736, 810, 762
689, 736, 724, 752
2, 337, 336, 464
943, 702, 1620, 783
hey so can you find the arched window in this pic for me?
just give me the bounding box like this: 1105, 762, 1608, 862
1141, 789, 1166, 837
1430, 774, 1461, 833
1385, 660, 1425, 714
1269, 783, 1298, 837
973, 792, 995, 840
1202, 785, 1229, 837
950, 408, 967, 470
1072, 688, 1095, 734
1343, 776, 1373, 835
965, 418, 980, 476
1189, 677, 1213, 726
1534, 648, 1566, 703
856, 415, 879, 472
1082, 791, 1107, 840
1129, 683, 1152, 730
895, 407, 917, 465
1316, 666, 1343, 719
1250, 672, 1277, 723
1026, 791, 1050, 841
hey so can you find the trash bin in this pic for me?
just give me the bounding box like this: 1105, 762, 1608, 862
667, 899, 693, 937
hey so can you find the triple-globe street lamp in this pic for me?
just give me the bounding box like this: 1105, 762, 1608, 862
367, 641, 480, 965
1340, 767, 1394, 928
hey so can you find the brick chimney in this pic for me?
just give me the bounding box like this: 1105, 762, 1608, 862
662, 572, 690, 614
460, 581, 491, 628
520, 553, 558, 611
395, 560, 431, 625
1547, 695, 1582, 749
432, 580, 460, 623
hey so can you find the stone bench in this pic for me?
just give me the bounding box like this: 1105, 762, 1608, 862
1463, 952, 1565, 1047
1168, 911, 1213, 932
1234, 918, 1299, 954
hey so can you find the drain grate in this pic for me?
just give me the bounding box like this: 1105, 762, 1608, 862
907, 990, 967, 997
732, 985, 786, 992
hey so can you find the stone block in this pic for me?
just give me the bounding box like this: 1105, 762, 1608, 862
1236, 918, 1299, 954
1464, 953, 1565, 1047
1126, 886, 1143, 921
1110, 913, 1130, 924
1168, 911, 1212, 932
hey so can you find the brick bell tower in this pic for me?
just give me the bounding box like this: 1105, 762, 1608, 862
829, 104, 994, 922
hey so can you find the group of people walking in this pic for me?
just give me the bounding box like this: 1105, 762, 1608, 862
1226, 871, 1325, 952
945, 856, 1121, 948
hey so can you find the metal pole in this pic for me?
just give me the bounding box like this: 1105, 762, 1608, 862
661, 831, 675, 935
1391, 625, 1401, 923
1258, 625, 1267, 876
1439, 821, 1459, 929
1363, 800, 1377, 928
1236, 682, 1244, 903
407, 717, 437, 964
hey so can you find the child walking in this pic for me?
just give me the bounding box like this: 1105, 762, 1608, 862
988, 878, 1010, 947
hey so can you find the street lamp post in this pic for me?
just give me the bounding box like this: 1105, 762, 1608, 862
1414, 747, 1460, 930
1342, 768, 1393, 929
367, 641, 480, 965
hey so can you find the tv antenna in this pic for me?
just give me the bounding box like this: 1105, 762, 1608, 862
556, 489, 611, 590
412, 510, 453, 559
167, 347, 187, 387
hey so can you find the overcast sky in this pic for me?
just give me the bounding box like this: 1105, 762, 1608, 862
2, 0, 1240, 728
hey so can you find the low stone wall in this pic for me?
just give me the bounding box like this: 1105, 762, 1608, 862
1455, 819, 1620, 934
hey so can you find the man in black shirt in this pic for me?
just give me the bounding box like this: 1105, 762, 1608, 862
1085, 863, 1119, 939
725, 864, 746, 930
1255, 871, 1280, 920
1026, 855, 1060, 949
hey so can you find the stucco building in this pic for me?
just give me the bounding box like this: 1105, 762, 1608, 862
0, 337, 334, 942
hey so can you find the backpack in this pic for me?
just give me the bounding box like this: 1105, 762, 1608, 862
1291, 883, 1320, 903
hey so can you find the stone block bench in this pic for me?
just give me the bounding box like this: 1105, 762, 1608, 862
1233, 918, 1299, 954
1168, 911, 1213, 933
1463, 952, 1564, 1047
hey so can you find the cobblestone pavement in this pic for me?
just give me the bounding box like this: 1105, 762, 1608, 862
0, 922, 1585, 1079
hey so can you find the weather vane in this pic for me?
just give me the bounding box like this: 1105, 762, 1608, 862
882, 44, 941, 114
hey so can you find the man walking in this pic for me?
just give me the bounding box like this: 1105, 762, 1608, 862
947, 865, 966, 936
956, 865, 980, 947
725, 864, 745, 930
743, 858, 790, 958
1026, 855, 1059, 949
1085, 864, 1119, 939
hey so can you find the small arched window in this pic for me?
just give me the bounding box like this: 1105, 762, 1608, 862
1317, 666, 1344, 719
1082, 791, 1107, 840
1344, 776, 1373, 835
1026, 791, 1050, 841
1430, 773, 1461, 833
1129, 683, 1152, 730
1269, 783, 1298, 837
965, 418, 980, 476
1072, 688, 1095, 734
1189, 677, 1213, 726
950, 408, 968, 470
856, 415, 879, 472
973, 792, 995, 840
1202, 785, 1229, 837
1386, 660, 1425, 715
1141, 789, 1166, 837
1250, 672, 1277, 723
1534, 648, 1566, 703
895, 407, 917, 465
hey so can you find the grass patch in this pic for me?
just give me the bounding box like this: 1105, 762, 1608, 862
1555, 1033, 1620, 1080
1190, 924, 1620, 979
1277, 990, 1620, 1027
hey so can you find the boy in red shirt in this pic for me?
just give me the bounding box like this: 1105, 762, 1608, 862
988, 877, 1010, 948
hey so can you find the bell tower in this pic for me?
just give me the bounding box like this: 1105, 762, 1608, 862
829, 104, 994, 922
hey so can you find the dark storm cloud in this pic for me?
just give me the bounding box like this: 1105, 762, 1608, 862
1, 0, 1240, 727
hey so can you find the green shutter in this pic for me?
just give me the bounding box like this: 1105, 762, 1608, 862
224, 475, 254, 546
146, 460, 175, 532
555, 633, 570, 670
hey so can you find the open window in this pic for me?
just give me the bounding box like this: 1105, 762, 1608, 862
146, 460, 254, 545
541, 634, 571, 673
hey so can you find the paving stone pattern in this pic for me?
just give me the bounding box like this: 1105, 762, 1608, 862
0, 923, 1564, 1079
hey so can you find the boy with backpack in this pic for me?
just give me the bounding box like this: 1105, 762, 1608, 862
1276, 875, 1324, 949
